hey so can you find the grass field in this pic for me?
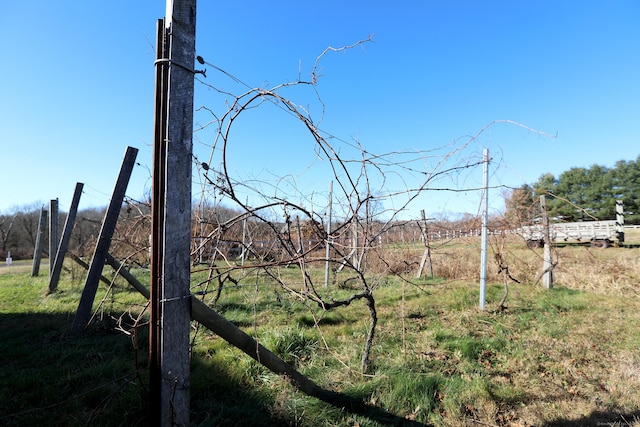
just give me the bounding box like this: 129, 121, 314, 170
1, 241, 640, 426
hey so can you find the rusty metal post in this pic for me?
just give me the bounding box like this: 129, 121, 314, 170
149, 18, 168, 425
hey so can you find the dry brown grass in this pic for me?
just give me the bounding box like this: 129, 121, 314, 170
393, 234, 640, 298
553, 246, 640, 296
624, 226, 640, 245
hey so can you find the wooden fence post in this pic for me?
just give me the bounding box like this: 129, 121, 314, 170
71, 147, 138, 334
352, 220, 359, 270
324, 180, 333, 288
48, 182, 83, 293
241, 205, 249, 266
31, 207, 47, 277
150, 2, 197, 424
48, 199, 59, 277
416, 210, 433, 278
540, 195, 553, 289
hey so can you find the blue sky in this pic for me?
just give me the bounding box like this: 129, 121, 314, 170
1, 1, 638, 220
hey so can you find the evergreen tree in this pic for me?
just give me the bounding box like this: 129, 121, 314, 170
552, 165, 614, 221
508, 156, 640, 224
611, 156, 640, 223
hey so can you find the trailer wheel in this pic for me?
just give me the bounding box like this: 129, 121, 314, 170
591, 239, 609, 249
527, 240, 543, 249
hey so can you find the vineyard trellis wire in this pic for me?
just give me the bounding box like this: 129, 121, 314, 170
180, 36, 550, 372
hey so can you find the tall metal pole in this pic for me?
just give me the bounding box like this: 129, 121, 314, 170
540, 195, 554, 289
324, 180, 333, 288
479, 149, 489, 309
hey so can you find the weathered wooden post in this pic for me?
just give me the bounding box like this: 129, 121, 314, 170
351, 220, 359, 270
240, 197, 249, 266
71, 147, 138, 334
540, 195, 553, 289
324, 180, 333, 288
416, 209, 433, 278
48, 199, 59, 277
31, 207, 47, 276
295, 216, 302, 254
150, 1, 197, 424
48, 182, 84, 293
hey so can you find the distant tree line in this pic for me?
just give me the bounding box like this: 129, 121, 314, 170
1, 199, 505, 262
0, 202, 146, 261
506, 155, 640, 224
6, 153, 637, 262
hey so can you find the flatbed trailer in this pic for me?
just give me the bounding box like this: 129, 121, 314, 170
519, 220, 622, 248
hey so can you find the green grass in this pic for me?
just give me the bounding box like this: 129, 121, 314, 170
2, 258, 640, 426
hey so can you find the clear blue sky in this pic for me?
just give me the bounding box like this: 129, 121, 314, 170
1, 1, 638, 220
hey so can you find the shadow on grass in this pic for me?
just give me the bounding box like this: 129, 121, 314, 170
0, 312, 143, 426
295, 313, 347, 327
0, 312, 430, 426
543, 409, 640, 426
